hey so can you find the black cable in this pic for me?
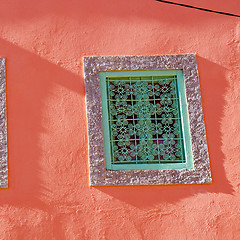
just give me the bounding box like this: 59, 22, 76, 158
155, 0, 240, 18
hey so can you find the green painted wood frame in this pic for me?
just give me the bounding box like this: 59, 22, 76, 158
99, 69, 193, 170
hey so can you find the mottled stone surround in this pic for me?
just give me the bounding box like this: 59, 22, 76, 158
83, 54, 212, 186
0, 58, 7, 188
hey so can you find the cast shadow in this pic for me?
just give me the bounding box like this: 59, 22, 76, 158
0, 36, 232, 210
97, 56, 233, 208
0, 38, 86, 210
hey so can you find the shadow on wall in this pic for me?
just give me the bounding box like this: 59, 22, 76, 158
0, 38, 85, 209
97, 56, 233, 208
0, 37, 233, 210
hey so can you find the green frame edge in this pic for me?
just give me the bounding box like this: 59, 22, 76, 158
99, 69, 193, 171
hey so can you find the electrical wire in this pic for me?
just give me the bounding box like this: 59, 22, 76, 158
155, 0, 240, 18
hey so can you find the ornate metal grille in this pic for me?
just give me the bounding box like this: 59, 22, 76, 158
105, 75, 186, 167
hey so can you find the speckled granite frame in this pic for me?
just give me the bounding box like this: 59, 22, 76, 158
0, 58, 8, 188
83, 54, 212, 186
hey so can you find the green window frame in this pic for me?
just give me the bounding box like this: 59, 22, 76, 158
100, 70, 193, 170
83, 54, 212, 186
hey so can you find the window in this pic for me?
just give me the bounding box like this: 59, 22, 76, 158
0, 57, 7, 188
84, 54, 212, 186
100, 70, 193, 170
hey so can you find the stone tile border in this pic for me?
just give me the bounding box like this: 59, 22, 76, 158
0, 58, 8, 188
83, 54, 212, 186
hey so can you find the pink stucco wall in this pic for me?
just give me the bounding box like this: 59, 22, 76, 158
0, 0, 239, 239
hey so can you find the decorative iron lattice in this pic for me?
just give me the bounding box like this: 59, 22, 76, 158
106, 75, 186, 165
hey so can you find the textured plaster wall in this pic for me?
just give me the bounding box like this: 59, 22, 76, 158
0, 0, 239, 239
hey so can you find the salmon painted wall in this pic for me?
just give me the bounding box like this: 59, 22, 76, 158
0, 0, 239, 239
